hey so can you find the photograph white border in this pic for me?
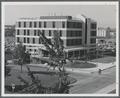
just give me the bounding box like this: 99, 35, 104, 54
1, 1, 119, 97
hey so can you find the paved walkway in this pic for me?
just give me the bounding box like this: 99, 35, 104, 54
21, 61, 116, 74
95, 83, 116, 94
65, 61, 116, 74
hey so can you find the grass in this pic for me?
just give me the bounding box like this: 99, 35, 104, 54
65, 61, 96, 68
5, 66, 76, 93
91, 56, 116, 63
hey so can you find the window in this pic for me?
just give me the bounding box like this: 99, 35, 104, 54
91, 31, 96, 36
59, 30, 62, 36
53, 21, 55, 28
44, 22, 46, 28
27, 30, 30, 35
17, 30, 20, 35
27, 38, 29, 43
18, 22, 21, 27
90, 38, 96, 43
34, 22, 37, 28
24, 22, 26, 27
78, 23, 82, 28
33, 38, 35, 44
67, 31, 82, 37
42, 30, 45, 35
91, 23, 96, 29
62, 22, 65, 28
49, 30, 51, 36
34, 30, 37, 36
67, 39, 82, 46
39, 38, 41, 44
39, 22, 41, 27
17, 37, 20, 43
24, 38, 26, 43
24, 30, 26, 35
29, 22, 32, 27
34, 49, 37, 52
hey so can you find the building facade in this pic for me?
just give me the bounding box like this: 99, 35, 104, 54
15, 15, 97, 58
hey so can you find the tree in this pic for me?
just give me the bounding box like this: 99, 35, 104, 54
39, 30, 66, 72
38, 30, 71, 93
14, 42, 30, 72
16, 30, 70, 93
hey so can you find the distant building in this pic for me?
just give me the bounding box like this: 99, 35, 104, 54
97, 27, 116, 52
15, 15, 97, 58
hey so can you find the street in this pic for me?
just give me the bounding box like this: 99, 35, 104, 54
69, 67, 116, 93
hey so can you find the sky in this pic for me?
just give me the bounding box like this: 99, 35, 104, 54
4, 3, 117, 28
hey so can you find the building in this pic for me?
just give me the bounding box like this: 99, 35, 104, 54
97, 27, 116, 56
15, 15, 97, 59
97, 27, 116, 48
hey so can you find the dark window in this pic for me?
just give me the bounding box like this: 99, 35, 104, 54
17, 30, 20, 35
53, 21, 55, 28
67, 31, 82, 37
90, 31, 96, 36
42, 30, 45, 35
27, 30, 30, 35
27, 38, 29, 43
67, 39, 82, 46
44, 22, 46, 28
34, 22, 37, 28
33, 38, 35, 44
91, 23, 96, 29
60, 30, 62, 36
18, 22, 21, 27
34, 30, 36, 36
62, 22, 65, 28
78, 23, 82, 28
24, 30, 26, 35
34, 49, 37, 52
29, 22, 32, 27
24, 38, 26, 43
39, 22, 41, 27
90, 38, 96, 43
24, 22, 26, 27
39, 38, 41, 44
49, 30, 51, 36
17, 37, 20, 43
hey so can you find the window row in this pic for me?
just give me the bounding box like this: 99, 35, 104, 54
67, 39, 82, 46
67, 31, 82, 37
67, 22, 82, 28
16, 29, 62, 37
17, 37, 42, 44
17, 21, 66, 28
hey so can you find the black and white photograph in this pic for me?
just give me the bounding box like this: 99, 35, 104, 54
1, 1, 119, 96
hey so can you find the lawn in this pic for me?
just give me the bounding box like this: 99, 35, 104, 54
5, 66, 76, 93
90, 56, 116, 63
65, 61, 96, 68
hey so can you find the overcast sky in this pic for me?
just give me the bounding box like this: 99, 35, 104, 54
4, 4, 117, 28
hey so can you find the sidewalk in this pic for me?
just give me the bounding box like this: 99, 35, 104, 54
25, 61, 116, 74
95, 83, 116, 94
7, 61, 116, 74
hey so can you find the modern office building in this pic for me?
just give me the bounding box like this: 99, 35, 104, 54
15, 15, 97, 58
